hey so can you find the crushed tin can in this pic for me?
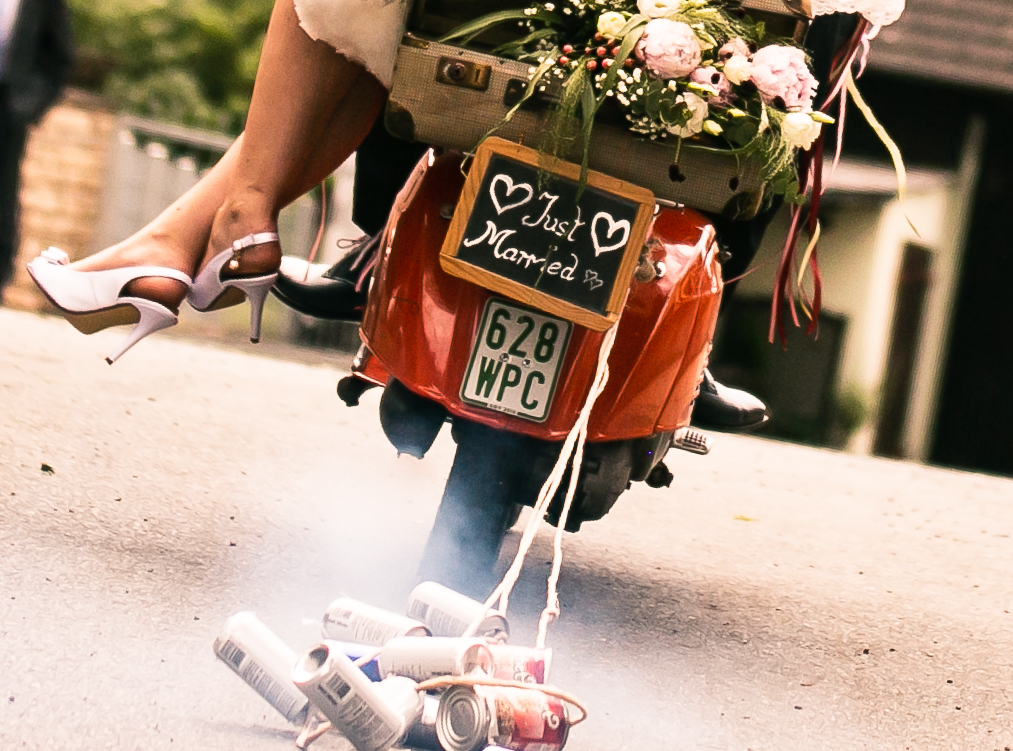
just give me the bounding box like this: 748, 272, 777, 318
378, 636, 493, 682
435, 684, 569, 751
407, 581, 509, 639
486, 644, 552, 685
293, 641, 423, 751
322, 597, 431, 645
212, 611, 311, 724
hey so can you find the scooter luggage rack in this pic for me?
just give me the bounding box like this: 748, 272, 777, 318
387, 1, 812, 219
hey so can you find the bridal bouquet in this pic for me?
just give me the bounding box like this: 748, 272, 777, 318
445, 0, 834, 204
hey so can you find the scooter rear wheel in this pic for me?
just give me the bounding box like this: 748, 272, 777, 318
416, 420, 524, 599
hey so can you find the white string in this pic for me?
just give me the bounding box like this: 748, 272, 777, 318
463, 311, 623, 641
536, 324, 616, 648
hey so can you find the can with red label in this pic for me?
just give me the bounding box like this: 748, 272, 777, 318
486, 644, 552, 685
212, 611, 310, 724
406, 581, 509, 639
378, 636, 493, 682
322, 597, 431, 646
292, 641, 423, 751
435, 685, 569, 751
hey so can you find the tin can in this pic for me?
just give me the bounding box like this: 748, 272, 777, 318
402, 694, 442, 751
322, 597, 431, 645
292, 641, 423, 751
374, 675, 425, 733
212, 611, 310, 724
487, 644, 552, 685
435, 685, 569, 751
407, 582, 510, 638
378, 636, 493, 682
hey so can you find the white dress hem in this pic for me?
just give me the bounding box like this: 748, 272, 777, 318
292, 0, 412, 89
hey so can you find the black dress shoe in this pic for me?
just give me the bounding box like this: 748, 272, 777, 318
271, 235, 379, 321
691, 368, 768, 431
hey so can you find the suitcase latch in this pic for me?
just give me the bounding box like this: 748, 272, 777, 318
436, 57, 491, 92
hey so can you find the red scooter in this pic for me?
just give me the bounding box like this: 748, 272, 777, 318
340, 148, 723, 596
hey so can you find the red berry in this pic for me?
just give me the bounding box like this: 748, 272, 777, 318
611, 46, 621, 56
594, 32, 603, 41
623, 59, 634, 68
596, 46, 608, 57
586, 60, 598, 71
558, 56, 569, 66
562, 44, 574, 54
584, 47, 592, 55
602, 59, 614, 69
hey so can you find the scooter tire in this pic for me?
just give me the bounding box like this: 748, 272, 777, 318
416, 420, 524, 600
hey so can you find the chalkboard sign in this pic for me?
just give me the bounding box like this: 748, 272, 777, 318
440, 138, 654, 331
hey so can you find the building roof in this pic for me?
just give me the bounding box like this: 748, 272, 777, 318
868, 0, 1013, 93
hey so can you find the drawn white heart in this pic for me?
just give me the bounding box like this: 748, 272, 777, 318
490, 174, 534, 215
591, 212, 630, 256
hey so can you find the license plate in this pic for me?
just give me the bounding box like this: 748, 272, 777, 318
460, 300, 571, 422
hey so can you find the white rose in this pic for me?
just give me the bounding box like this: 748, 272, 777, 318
667, 91, 709, 138
637, 0, 687, 18
782, 111, 823, 150
722, 54, 752, 85
597, 11, 628, 39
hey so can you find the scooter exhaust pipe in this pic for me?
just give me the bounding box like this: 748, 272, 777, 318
379, 378, 448, 459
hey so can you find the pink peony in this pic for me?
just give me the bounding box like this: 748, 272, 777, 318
718, 37, 751, 61
748, 45, 818, 111
690, 66, 733, 106
635, 19, 702, 80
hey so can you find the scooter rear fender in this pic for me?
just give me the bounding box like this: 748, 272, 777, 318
358, 153, 723, 442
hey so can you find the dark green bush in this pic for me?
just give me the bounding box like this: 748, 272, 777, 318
69, 0, 272, 134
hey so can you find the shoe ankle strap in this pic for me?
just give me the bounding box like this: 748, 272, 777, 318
230, 232, 280, 252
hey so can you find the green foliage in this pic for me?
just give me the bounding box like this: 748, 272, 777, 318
68, 0, 273, 134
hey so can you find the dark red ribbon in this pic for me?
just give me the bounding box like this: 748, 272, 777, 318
769, 19, 871, 346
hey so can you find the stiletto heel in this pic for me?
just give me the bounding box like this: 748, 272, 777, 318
188, 232, 279, 343
26, 248, 192, 363
104, 298, 180, 364
232, 275, 274, 343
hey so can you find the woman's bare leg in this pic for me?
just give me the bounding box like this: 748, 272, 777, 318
72, 139, 244, 277
72, 0, 386, 293
207, 0, 386, 278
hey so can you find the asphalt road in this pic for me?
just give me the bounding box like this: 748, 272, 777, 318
2, 307, 1012, 751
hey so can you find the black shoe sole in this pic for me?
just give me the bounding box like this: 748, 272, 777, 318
269, 285, 366, 323
690, 413, 769, 434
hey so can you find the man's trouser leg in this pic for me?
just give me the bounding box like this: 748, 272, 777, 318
0, 101, 28, 294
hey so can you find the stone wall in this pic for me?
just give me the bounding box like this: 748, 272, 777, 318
2, 89, 116, 311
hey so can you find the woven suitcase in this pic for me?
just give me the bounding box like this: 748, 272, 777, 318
387, 2, 811, 217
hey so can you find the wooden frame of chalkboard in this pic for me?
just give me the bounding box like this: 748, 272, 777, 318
440, 138, 655, 332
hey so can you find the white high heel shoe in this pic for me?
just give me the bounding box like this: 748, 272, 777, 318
26, 248, 193, 364
188, 232, 279, 344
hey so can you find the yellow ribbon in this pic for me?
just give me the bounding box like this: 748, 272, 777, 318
796, 219, 821, 289
845, 68, 920, 236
